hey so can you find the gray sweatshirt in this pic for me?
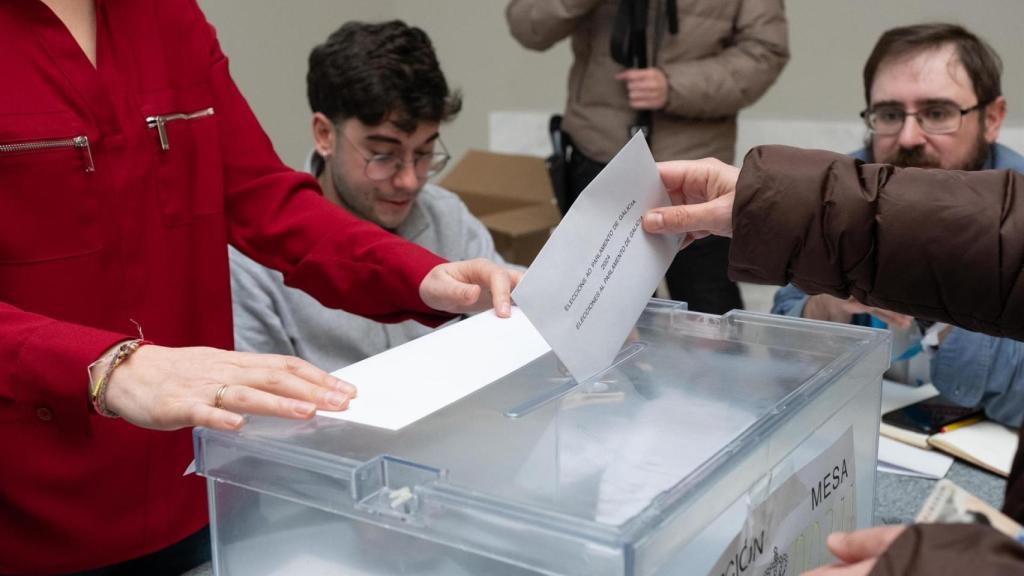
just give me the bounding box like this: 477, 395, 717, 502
229, 183, 507, 370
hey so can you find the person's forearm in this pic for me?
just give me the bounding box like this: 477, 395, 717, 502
731, 146, 1024, 341
505, 0, 601, 51
802, 294, 852, 324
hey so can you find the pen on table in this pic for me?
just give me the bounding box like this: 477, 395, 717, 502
939, 415, 985, 434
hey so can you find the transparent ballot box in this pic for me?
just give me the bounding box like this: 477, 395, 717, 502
194, 300, 890, 575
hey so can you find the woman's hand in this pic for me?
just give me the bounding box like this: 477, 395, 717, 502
103, 345, 357, 431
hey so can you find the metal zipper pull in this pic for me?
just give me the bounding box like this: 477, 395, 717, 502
145, 107, 215, 152
0, 135, 94, 173
148, 116, 169, 151
73, 136, 95, 173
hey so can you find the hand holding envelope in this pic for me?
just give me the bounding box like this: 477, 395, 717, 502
513, 133, 680, 382
640, 157, 739, 244
319, 134, 684, 430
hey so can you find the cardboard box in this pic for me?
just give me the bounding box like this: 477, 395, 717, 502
440, 149, 560, 266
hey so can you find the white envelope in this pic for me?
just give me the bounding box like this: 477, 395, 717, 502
512, 133, 679, 382
317, 308, 551, 430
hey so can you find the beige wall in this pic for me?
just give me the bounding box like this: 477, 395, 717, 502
197, 0, 396, 169
747, 0, 1024, 122
198, 0, 1024, 169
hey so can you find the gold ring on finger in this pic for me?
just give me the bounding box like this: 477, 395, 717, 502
214, 384, 229, 409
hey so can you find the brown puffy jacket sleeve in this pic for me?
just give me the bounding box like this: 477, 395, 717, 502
731, 145, 1024, 575
731, 145, 1024, 340
868, 524, 1024, 576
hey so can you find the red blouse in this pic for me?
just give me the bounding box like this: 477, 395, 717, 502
0, 1, 449, 572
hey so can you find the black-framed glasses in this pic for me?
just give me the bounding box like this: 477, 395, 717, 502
860, 101, 989, 136
341, 130, 450, 181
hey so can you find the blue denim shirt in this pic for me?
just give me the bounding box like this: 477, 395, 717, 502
772, 143, 1024, 427
848, 142, 1024, 169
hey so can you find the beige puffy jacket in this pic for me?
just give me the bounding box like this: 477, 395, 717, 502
506, 0, 789, 163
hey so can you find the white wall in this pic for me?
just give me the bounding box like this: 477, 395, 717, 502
198, 0, 1024, 169
197, 0, 395, 169
197, 0, 570, 169
745, 0, 1024, 123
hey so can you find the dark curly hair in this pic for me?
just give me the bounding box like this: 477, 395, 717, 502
307, 20, 462, 133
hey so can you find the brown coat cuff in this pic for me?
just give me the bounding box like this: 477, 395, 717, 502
869, 523, 1024, 576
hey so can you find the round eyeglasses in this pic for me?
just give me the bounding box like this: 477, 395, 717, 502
342, 131, 451, 181
860, 101, 989, 136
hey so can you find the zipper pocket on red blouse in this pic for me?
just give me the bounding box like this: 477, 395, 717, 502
145, 107, 215, 151
0, 135, 94, 172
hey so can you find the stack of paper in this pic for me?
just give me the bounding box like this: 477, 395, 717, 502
877, 436, 953, 480
877, 380, 943, 477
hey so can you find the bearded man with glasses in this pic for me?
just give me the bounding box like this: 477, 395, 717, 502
854, 25, 1021, 172
229, 20, 510, 369
770, 25, 1024, 430
773, 23, 1024, 429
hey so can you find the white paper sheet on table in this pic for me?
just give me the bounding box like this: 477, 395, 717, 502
877, 436, 953, 479
876, 380, 952, 478
881, 379, 939, 413
317, 308, 551, 430
512, 132, 679, 382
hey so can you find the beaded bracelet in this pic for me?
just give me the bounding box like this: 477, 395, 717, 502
88, 339, 151, 418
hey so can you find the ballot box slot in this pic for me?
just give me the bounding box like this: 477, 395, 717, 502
504, 340, 648, 418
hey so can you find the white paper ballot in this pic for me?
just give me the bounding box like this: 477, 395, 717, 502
877, 436, 953, 480
317, 308, 551, 430
512, 133, 679, 382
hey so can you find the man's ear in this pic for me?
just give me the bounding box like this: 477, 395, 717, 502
983, 96, 1007, 144
312, 112, 336, 157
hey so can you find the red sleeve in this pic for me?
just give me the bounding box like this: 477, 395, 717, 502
0, 303, 127, 416
197, 12, 452, 326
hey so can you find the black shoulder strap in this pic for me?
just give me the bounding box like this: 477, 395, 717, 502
610, 0, 649, 67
